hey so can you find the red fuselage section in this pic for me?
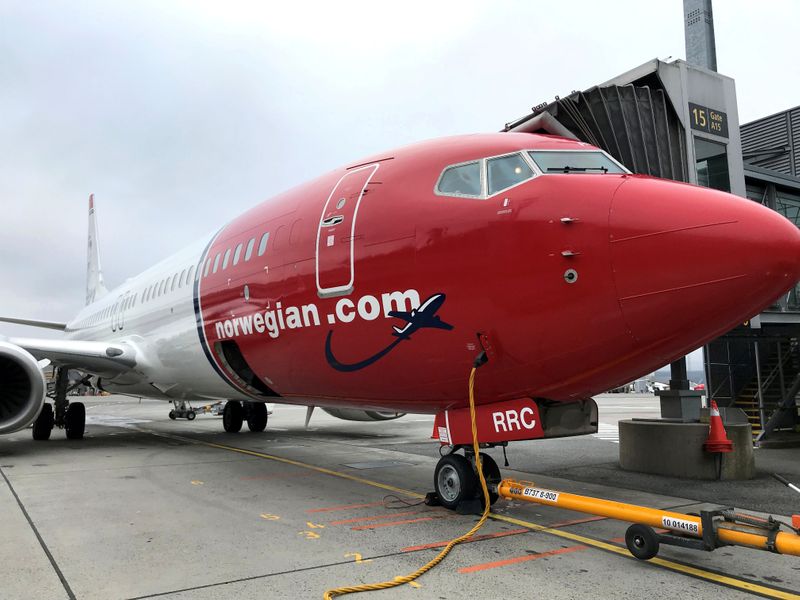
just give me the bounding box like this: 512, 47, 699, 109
195, 133, 800, 414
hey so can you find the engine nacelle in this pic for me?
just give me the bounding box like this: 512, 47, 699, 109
0, 342, 47, 434
321, 407, 405, 422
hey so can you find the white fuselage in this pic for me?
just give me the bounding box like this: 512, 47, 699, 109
65, 235, 247, 402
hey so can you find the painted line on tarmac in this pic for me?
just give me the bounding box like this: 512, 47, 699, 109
401, 528, 530, 552
151, 432, 800, 600
459, 544, 587, 573
351, 515, 452, 531
307, 500, 388, 513
329, 509, 424, 525
0, 466, 77, 600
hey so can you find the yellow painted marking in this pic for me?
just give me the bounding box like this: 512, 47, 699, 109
306, 521, 325, 529
190, 480, 204, 486
299, 531, 321, 540
158, 433, 798, 600
260, 513, 280, 521
345, 552, 373, 564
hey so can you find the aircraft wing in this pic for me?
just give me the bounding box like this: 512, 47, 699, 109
8, 337, 137, 376
0, 316, 67, 331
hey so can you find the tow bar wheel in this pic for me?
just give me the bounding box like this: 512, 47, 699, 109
625, 524, 660, 560
434, 454, 475, 509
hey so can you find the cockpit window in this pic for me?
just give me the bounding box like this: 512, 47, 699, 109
529, 151, 625, 174
437, 161, 482, 197
487, 153, 533, 195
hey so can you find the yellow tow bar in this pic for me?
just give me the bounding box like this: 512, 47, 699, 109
497, 479, 800, 559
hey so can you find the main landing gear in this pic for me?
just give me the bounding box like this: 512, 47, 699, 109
433, 447, 502, 511
222, 401, 268, 433
32, 368, 86, 441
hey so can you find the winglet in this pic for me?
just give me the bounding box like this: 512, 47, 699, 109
86, 193, 108, 305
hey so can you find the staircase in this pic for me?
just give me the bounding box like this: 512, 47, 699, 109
733, 339, 800, 438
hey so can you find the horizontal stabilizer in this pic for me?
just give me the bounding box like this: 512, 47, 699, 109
0, 316, 67, 331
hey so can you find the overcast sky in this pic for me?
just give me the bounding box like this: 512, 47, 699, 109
1, 0, 799, 353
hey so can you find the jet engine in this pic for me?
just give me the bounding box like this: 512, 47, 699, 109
0, 341, 47, 434
321, 408, 405, 422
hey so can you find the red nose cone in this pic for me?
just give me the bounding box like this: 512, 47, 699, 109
610, 177, 800, 359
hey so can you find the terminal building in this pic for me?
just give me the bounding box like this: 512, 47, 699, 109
502, 2, 800, 444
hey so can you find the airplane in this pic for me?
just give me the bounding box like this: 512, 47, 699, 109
2, 132, 800, 509
390, 293, 454, 339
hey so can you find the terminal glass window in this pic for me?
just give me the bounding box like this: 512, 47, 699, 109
694, 137, 730, 192
529, 151, 625, 174
487, 153, 533, 195
437, 161, 482, 197
775, 189, 800, 228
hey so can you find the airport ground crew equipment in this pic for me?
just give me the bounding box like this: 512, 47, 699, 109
497, 479, 800, 559
703, 400, 733, 453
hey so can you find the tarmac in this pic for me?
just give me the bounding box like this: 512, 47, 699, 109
1, 393, 799, 600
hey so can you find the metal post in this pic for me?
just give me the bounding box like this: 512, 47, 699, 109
669, 357, 689, 390
727, 340, 734, 405
754, 341, 766, 430
778, 340, 786, 400
703, 344, 712, 408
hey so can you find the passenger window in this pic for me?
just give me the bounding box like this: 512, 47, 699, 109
222, 248, 231, 270
437, 162, 482, 197
179, 269, 187, 288
488, 153, 534, 195
186, 266, 195, 286
245, 238, 255, 261
213, 253, 221, 274
171, 273, 178, 291
233, 243, 243, 266
204, 258, 211, 277
258, 232, 270, 256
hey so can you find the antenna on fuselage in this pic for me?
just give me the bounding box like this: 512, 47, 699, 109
86, 193, 108, 305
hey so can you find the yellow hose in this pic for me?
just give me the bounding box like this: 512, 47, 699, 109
323, 367, 490, 599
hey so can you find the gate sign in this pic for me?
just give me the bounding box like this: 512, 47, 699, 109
689, 102, 728, 138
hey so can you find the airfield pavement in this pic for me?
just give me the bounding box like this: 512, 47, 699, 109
1, 394, 799, 600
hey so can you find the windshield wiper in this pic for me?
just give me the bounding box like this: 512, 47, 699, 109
546, 165, 608, 173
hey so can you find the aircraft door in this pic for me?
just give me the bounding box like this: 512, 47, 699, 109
315, 163, 378, 297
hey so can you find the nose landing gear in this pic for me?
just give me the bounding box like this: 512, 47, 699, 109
433, 448, 502, 511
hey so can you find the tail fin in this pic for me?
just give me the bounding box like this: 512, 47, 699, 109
86, 194, 108, 305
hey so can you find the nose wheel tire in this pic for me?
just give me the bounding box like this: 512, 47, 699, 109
625, 524, 660, 560
32, 403, 54, 441
246, 402, 268, 432
186, 410, 196, 421
65, 402, 85, 440
223, 401, 243, 433
168, 410, 176, 420
434, 454, 476, 509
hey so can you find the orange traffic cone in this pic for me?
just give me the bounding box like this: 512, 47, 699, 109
704, 400, 733, 453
